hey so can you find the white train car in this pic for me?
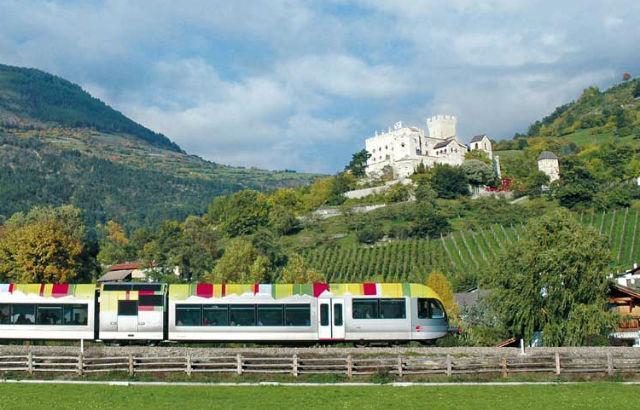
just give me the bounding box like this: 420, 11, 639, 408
98, 283, 166, 341
0, 284, 95, 340
168, 283, 449, 343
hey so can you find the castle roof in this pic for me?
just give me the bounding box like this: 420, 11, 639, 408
433, 138, 455, 149
470, 134, 488, 143
538, 151, 558, 160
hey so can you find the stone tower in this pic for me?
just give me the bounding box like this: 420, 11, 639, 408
537, 151, 560, 182
426, 115, 457, 140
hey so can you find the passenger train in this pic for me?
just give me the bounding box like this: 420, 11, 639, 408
0, 282, 449, 344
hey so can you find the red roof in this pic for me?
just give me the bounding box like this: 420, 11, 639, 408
107, 262, 141, 271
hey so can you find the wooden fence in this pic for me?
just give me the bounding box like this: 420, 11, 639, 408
0, 352, 638, 378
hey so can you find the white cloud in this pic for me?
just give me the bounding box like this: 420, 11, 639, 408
0, 0, 639, 173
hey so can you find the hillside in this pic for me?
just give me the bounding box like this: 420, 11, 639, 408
0, 64, 317, 228
495, 77, 640, 153
0, 64, 180, 152
303, 207, 640, 287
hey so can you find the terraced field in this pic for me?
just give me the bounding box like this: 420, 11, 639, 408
304, 208, 640, 281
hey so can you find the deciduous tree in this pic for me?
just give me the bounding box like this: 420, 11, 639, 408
485, 210, 615, 346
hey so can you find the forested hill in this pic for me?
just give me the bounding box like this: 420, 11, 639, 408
0, 64, 318, 229
0, 64, 180, 152
496, 76, 640, 149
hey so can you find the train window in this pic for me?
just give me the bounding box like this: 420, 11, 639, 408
429, 299, 446, 319
176, 305, 202, 326
257, 305, 284, 326
64, 304, 88, 325
379, 299, 406, 319
229, 305, 255, 326
11, 304, 36, 324
36, 305, 63, 325
203, 305, 228, 326
139, 295, 164, 307
118, 300, 138, 316
320, 304, 329, 326
0, 304, 10, 324
285, 304, 311, 326
334, 303, 343, 326
417, 298, 446, 319
352, 299, 378, 319
417, 298, 429, 319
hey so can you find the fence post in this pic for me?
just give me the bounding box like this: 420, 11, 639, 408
397, 355, 403, 378
128, 354, 134, 376
446, 354, 452, 377
292, 354, 298, 377
346, 354, 353, 378
607, 352, 614, 377
236, 354, 243, 375
78, 353, 84, 376
186, 355, 192, 377
555, 352, 561, 376
27, 352, 33, 374
500, 356, 508, 378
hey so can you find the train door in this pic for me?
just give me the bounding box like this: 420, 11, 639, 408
117, 300, 138, 333
331, 298, 345, 340
318, 298, 345, 341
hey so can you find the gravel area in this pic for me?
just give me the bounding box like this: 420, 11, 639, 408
1, 343, 639, 358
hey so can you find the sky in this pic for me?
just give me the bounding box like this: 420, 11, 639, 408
0, 1, 639, 173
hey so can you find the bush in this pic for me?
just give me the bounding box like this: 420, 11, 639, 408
356, 225, 384, 244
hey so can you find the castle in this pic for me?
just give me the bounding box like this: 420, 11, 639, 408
364, 115, 493, 179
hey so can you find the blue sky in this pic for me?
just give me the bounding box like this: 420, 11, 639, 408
1, 1, 639, 173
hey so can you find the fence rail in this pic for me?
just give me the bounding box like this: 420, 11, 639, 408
0, 352, 638, 377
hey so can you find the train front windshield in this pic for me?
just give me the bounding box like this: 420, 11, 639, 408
417, 298, 447, 320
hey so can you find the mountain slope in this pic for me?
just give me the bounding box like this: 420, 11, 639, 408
0, 64, 317, 229
497, 77, 640, 151
0, 64, 181, 152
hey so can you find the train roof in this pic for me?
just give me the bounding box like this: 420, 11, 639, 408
0, 283, 95, 299
169, 283, 440, 301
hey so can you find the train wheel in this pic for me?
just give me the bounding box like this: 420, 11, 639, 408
354, 340, 368, 348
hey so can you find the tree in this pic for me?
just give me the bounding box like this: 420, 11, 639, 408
139, 217, 219, 282
345, 149, 371, 178
0, 205, 96, 282
384, 183, 411, 204
634, 81, 640, 98
430, 164, 470, 199
410, 203, 450, 239
413, 176, 437, 205
269, 205, 300, 235
461, 160, 496, 187
485, 210, 615, 346
327, 173, 356, 205
554, 165, 598, 209
206, 238, 270, 283
426, 272, 460, 322
280, 254, 325, 283
207, 190, 270, 237
97, 220, 133, 265
523, 170, 550, 197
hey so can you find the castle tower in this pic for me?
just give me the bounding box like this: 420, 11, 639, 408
537, 151, 560, 183
426, 115, 457, 140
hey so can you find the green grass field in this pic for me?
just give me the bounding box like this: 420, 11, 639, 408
1, 383, 638, 409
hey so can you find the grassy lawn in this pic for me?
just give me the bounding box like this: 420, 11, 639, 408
1, 383, 639, 410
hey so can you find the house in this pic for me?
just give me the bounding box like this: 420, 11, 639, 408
97, 262, 147, 283
609, 283, 640, 345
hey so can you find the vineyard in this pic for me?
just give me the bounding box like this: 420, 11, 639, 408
303, 208, 640, 282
